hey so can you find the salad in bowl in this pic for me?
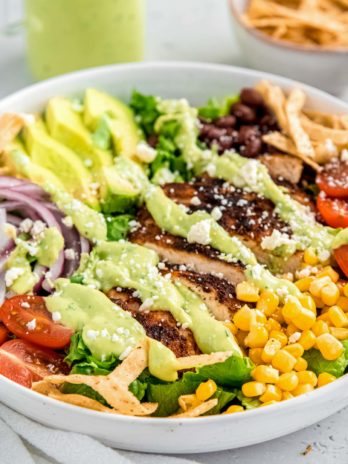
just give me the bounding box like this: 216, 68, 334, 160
1, 77, 348, 419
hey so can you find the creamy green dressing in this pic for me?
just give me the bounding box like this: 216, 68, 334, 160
75, 240, 242, 356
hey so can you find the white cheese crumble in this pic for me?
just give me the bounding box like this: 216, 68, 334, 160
341, 149, 348, 162
21, 302, 30, 309
26, 318, 36, 331
324, 138, 338, 156
205, 163, 216, 177
52, 311, 62, 322
31, 220, 46, 238
261, 230, 296, 251
64, 248, 76, 260
5, 267, 25, 287
135, 141, 157, 163
86, 329, 99, 340
62, 216, 73, 228
19, 218, 33, 234
211, 206, 222, 221
190, 196, 201, 206
318, 249, 330, 263
187, 219, 212, 246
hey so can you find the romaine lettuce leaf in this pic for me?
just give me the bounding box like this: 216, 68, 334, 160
303, 339, 348, 377
198, 95, 239, 121
130, 91, 160, 136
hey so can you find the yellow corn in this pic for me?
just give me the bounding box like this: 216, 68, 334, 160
282, 391, 294, 401
343, 283, 348, 298
271, 308, 285, 324
297, 370, 317, 387
321, 282, 340, 306
260, 400, 279, 407
259, 384, 282, 403
266, 318, 281, 332
337, 296, 348, 312
271, 349, 297, 373
309, 276, 332, 298
304, 248, 319, 265
269, 330, 288, 347
255, 310, 267, 325
224, 321, 238, 335
312, 295, 325, 309
235, 330, 248, 348
292, 383, 314, 396
236, 282, 260, 303
196, 380, 217, 402
249, 348, 263, 365
244, 324, 269, 348
224, 405, 244, 414
233, 306, 256, 331
317, 266, 339, 283
312, 320, 330, 337
317, 312, 330, 322
299, 294, 317, 315
286, 323, 299, 337
252, 365, 279, 384
294, 357, 308, 372
242, 381, 266, 397
256, 290, 279, 316
299, 330, 316, 350
316, 333, 344, 360
292, 307, 316, 331
261, 338, 282, 363
277, 372, 299, 392
328, 306, 348, 328
284, 343, 304, 358
295, 277, 314, 292
317, 372, 336, 387
178, 394, 199, 411
282, 298, 302, 323
330, 327, 348, 340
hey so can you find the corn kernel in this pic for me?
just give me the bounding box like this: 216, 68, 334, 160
242, 381, 266, 397
286, 323, 299, 337
297, 370, 317, 387
292, 307, 316, 331
261, 338, 282, 363
269, 330, 288, 347
196, 379, 217, 402
236, 282, 259, 303
317, 266, 339, 283
178, 394, 199, 411
309, 276, 332, 298
284, 343, 304, 358
282, 391, 294, 401
224, 405, 244, 414
312, 320, 330, 337
317, 312, 330, 322
233, 306, 256, 331
282, 298, 302, 323
266, 318, 281, 332
337, 296, 348, 312
224, 321, 238, 335
295, 277, 314, 292
317, 372, 336, 387
294, 357, 308, 372
321, 283, 340, 306
328, 306, 348, 328
312, 295, 325, 309
316, 333, 344, 360
249, 348, 263, 365
260, 400, 279, 407
252, 365, 279, 384
299, 294, 317, 314
277, 372, 299, 392
304, 248, 319, 265
271, 349, 297, 373
343, 283, 348, 298
292, 383, 314, 396
271, 308, 285, 324
235, 330, 248, 348
255, 310, 267, 325
299, 330, 316, 350
256, 290, 279, 316
330, 327, 348, 340
244, 324, 269, 348
259, 384, 282, 403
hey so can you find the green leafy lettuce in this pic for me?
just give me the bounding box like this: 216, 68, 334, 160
304, 339, 348, 377
105, 214, 135, 241
130, 91, 160, 136
198, 94, 239, 121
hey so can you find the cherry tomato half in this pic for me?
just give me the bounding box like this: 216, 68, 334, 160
316, 159, 348, 198
317, 193, 348, 229
334, 245, 348, 279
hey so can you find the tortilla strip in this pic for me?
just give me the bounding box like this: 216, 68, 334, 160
171, 399, 218, 418
256, 81, 288, 132
0, 113, 25, 152
285, 88, 316, 159
301, 114, 348, 145
176, 351, 232, 371
304, 109, 343, 129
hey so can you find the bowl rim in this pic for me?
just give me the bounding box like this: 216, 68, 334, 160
228, 0, 348, 55
1, 60, 348, 427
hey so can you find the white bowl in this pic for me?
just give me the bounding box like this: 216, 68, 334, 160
1, 62, 348, 454
229, 0, 348, 95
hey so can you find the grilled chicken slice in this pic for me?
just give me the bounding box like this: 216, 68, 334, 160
165, 265, 243, 321
107, 288, 200, 357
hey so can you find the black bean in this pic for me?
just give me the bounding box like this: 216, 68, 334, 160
205, 127, 227, 140
238, 125, 260, 145
243, 137, 263, 157
200, 124, 215, 137
230, 102, 257, 123
218, 135, 234, 151
240, 88, 264, 107
215, 115, 237, 128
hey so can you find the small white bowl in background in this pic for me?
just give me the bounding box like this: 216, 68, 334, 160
228, 0, 348, 96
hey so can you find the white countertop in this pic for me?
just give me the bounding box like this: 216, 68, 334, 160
1, 0, 348, 463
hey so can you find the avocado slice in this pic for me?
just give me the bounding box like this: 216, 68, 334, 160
83, 88, 142, 158
45, 97, 113, 172
23, 120, 99, 209
6, 140, 65, 191
100, 166, 139, 214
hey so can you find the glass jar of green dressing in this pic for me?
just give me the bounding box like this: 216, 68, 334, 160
25, 0, 144, 80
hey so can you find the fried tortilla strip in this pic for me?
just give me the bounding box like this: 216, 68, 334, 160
262, 132, 320, 170
285, 88, 316, 159
176, 351, 232, 371
0, 113, 25, 152
171, 399, 218, 418
256, 81, 288, 132
301, 114, 348, 145
304, 109, 342, 129
43, 341, 158, 416
340, 115, 348, 130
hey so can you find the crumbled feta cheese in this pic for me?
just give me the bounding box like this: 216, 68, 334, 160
158, 262, 166, 270
324, 138, 338, 156
101, 328, 109, 338
318, 249, 330, 263
139, 298, 154, 311
86, 329, 99, 340
64, 248, 76, 260
52, 311, 62, 322
211, 206, 222, 221
187, 219, 211, 245
190, 196, 201, 206
205, 163, 216, 177
135, 141, 157, 163
21, 302, 30, 309
62, 216, 73, 228
19, 218, 33, 233
261, 230, 296, 251
31, 220, 46, 238
341, 149, 348, 162
26, 318, 36, 331
5, 267, 25, 287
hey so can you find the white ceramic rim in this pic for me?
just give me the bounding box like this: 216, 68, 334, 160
228, 0, 348, 55
0, 60, 348, 427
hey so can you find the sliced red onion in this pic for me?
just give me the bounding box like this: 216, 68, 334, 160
0, 177, 45, 198
33, 263, 47, 293
80, 236, 90, 255
0, 208, 10, 252
0, 274, 5, 306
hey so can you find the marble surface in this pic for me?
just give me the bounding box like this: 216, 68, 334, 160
0, 0, 348, 462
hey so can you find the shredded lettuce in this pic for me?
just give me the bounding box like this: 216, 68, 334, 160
130, 91, 160, 136
304, 339, 348, 377
198, 94, 239, 121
